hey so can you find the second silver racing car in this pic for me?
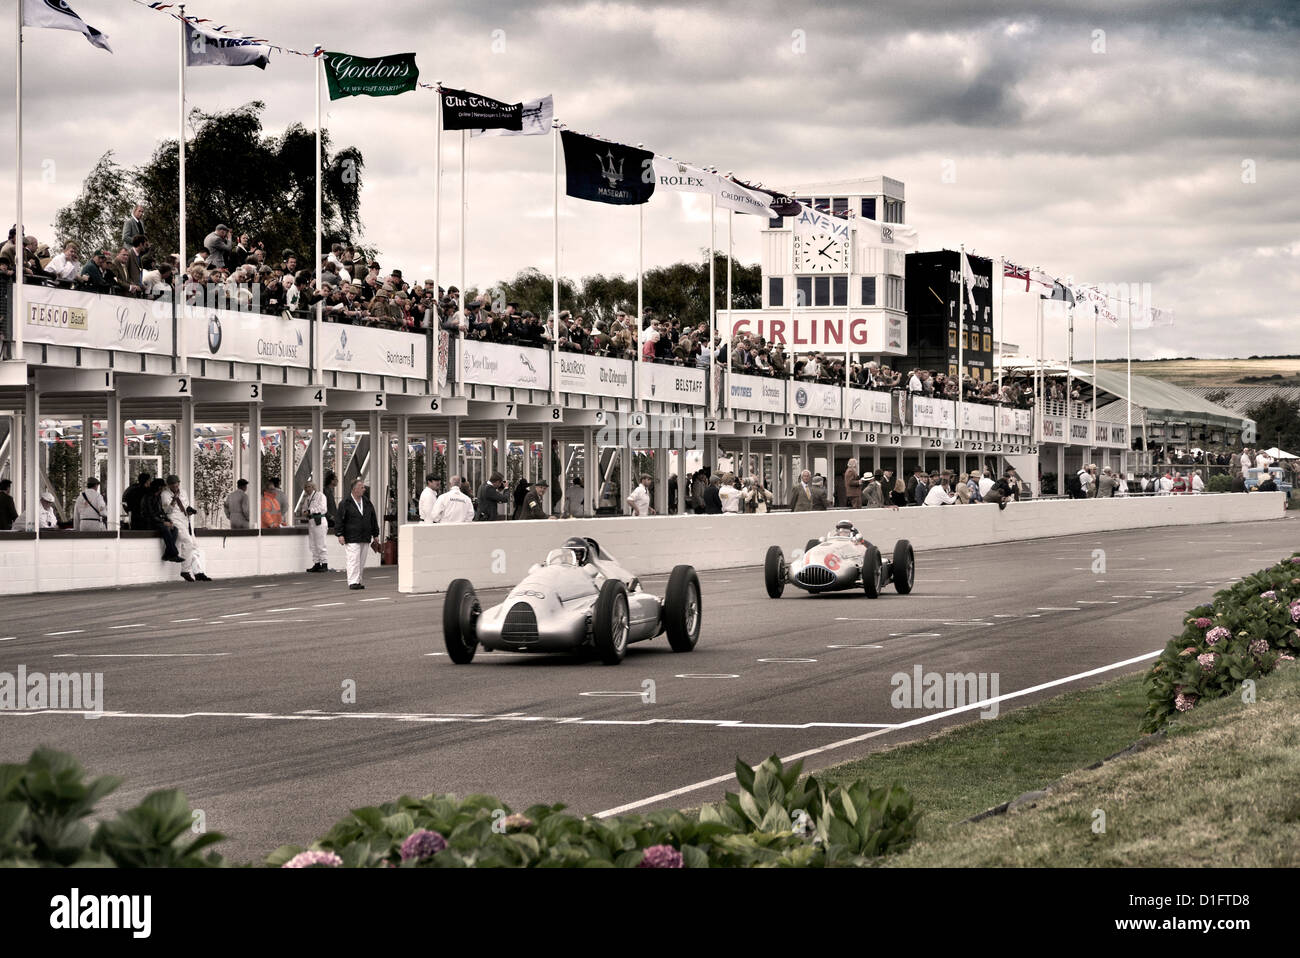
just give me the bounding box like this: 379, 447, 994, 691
443, 536, 701, 665
765, 520, 915, 599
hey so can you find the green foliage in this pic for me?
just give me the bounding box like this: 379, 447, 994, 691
1206, 473, 1234, 493
45, 442, 82, 519
1245, 395, 1300, 453
194, 446, 233, 525
57, 102, 367, 266
272, 755, 918, 868
0, 748, 223, 868
1142, 553, 1300, 731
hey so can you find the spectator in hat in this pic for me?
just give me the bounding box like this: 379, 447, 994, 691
37, 491, 60, 529
519, 479, 553, 520
204, 224, 232, 270
476, 471, 511, 522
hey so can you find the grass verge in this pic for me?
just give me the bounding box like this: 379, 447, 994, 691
809, 663, 1300, 866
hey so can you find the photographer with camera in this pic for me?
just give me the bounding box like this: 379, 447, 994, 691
160, 474, 211, 582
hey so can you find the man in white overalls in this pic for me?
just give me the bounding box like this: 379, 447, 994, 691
301, 479, 329, 572
160, 474, 211, 582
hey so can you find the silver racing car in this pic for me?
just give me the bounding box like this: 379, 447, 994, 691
765, 520, 915, 599
443, 536, 701, 665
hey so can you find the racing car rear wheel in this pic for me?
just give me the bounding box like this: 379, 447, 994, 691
443, 578, 480, 664
664, 565, 702, 652
593, 579, 630, 665
861, 545, 882, 599
892, 540, 915, 595
804, 538, 821, 555
764, 545, 786, 599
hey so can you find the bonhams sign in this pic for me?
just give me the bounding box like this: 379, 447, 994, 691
25, 287, 174, 355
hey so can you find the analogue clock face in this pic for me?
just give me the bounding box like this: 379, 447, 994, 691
794, 232, 848, 273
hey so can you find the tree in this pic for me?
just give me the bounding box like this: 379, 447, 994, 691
53, 152, 137, 257
194, 447, 232, 527
492, 268, 578, 318
1245, 395, 1300, 453
57, 102, 368, 264
45, 442, 81, 520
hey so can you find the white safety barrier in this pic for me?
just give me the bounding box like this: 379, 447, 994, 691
398, 493, 1286, 594
0, 533, 372, 595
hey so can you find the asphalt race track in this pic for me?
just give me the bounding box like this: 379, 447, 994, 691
1, 515, 1294, 862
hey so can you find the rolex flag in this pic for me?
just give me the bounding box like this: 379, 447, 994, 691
649, 158, 777, 216
471, 95, 553, 136
441, 87, 522, 131
561, 131, 655, 206
323, 51, 419, 99
860, 219, 918, 250
185, 22, 270, 68
22, 0, 111, 51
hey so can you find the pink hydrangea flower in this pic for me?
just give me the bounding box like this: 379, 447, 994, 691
1197, 652, 1217, 672
1174, 691, 1197, 712
637, 844, 684, 868
282, 850, 343, 868
1280, 653, 1296, 663
1249, 639, 1269, 657
502, 813, 533, 831
1194, 617, 1212, 629
400, 829, 447, 862
1260, 590, 1277, 601
1179, 646, 1197, 656
1290, 602, 1300, 623
1205, 627, 1230, 646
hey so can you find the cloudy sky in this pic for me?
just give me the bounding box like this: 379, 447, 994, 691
2, 0, 1297, 360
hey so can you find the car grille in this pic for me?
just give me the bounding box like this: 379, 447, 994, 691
797, 566, 836, 587
502, 603, 540, 644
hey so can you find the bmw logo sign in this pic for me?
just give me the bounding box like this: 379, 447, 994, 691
340, 329, 348, 349
795, 387, 808, 408
207, 315, 222, 354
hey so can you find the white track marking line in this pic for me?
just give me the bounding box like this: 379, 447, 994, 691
108, 623, 148, 629
0, 637, 15, 642
358, 597, 390, 602
172, 618, 201, 623
242, 619, 310, 624
251, 584, 278, 589
313, 602, 345, 607
757, 657, 817, 663
594, 648, 1162, 817
889, 632, 940, 638
1037, 607, 1080, 611
266, 607, 302, 613
675, 673, 741, 678
45, 630, 84, 636
220, 613, 251, 618
1, 708, 893, 731
50, 653, 231, 658
579, 691, 644, 697
827, 644, 884, 650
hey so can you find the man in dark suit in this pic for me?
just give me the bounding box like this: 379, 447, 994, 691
788, 470, 826, 511
475, 471, 510, 521
701, 477, 723, 514
336, 478, 379, 589
121, 204, 145, 249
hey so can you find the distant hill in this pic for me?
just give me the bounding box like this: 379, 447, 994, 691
1094, 358, 1300, 388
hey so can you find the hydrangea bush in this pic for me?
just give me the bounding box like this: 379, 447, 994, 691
266, 755, 920, 869
1142, 552, 1300, 731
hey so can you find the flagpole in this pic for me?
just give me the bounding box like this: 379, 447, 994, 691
458, 128, 466, 379
1066, 304, 1075, 446
552, 121, 562, 511
13, 0, 24, 363
314, 49, 323, 386
841, 213, 849, 431
958, 245, 965, 447
727, 205, 735, 421
708, 193, 716, 417
1126, 294, 1133, 472
177, 6, 187, 367
433, 84, 441, 307
1035, 293, 1043, 448
1091, 309, 1098, 456
995, 257, 1003, 442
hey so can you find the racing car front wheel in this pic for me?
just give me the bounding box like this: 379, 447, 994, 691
664, 565, 701, 652
892, 540, 915, 595
443, 578, 480, 664
764, 545, 786, 599
593, 580, 630, 665
861, 545, 882, 599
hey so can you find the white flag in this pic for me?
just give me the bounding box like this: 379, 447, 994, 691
23, 0, 111, 52
1132, 305, 1175, 330
960, 251, 980, 306
792, 204, 851, 241
650, 158, 777, 216
471, 94, 554, 137
860, 219, 918, 250
185, 22, 271, 69
1071, 284, 1121, 327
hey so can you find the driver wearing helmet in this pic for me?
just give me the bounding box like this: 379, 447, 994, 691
831, 520, 866, 545
560, 535, 637, 589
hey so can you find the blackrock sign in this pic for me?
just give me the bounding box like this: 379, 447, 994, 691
556, 354, 634, 399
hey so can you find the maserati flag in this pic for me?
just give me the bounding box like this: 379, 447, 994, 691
22, 0, 111, 51
323, 51, 419, 99
561, 131, 655, 205
441, 87, 522, 131
185, 22, 271, 68
472, 95, 554, 137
